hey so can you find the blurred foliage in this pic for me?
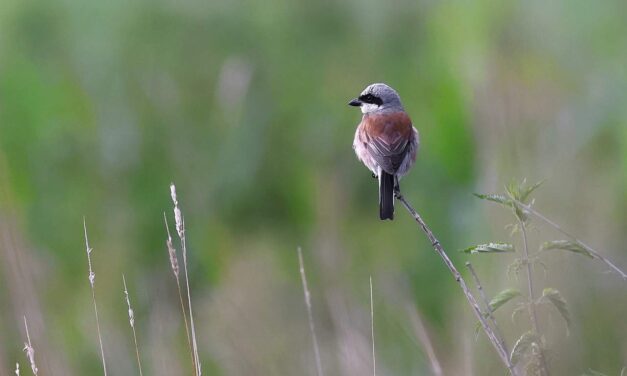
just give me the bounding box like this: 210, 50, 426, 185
0, 0, 626, 375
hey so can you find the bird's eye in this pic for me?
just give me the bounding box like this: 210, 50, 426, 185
359, 93, 382, 105
360, 94, 374, 103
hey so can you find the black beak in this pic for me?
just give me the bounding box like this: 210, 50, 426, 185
348, 98, 362, 107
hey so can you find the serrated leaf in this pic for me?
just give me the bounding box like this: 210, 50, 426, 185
540, 240, 594, 259
505, 180, 522, 201
473, 193, 511, 206
542, 288, 571, 333
582, 370, 609, 376
525, 360, 543, 376
488, 288, 522, 312
510, 331, 541, 365
511, 303, 527, 323
520, 180, 544, 203
461, 243, 515, 254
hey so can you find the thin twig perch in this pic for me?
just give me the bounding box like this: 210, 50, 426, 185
395, 193, 513, 373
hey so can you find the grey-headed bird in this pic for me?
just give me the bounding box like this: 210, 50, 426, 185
349, 83, 419, 220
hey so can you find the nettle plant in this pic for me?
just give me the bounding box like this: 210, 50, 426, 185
463, 180, 595, 376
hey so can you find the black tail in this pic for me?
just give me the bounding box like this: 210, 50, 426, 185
379, 172, 395, 220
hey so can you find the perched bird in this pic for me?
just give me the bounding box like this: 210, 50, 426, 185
349, 83, 419, 220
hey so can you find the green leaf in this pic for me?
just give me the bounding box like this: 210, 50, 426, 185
488, 288, 522, 312
520, 180, 544, 203
505, 180, 522, 201
510, 331, 541, 365
582, 370, 609, 376
473, 193, 511, 206
461, 243, 515, 254
542, 288, 571, 333
511, 303, 527, 323
540, 240, 594, 259
525, 360, 543, 376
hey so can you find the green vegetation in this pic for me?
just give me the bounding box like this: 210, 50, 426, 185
0, 0, 626, 374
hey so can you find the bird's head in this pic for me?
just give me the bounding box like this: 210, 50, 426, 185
348, 83, 404, 114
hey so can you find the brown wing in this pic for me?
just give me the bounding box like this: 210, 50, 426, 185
361, 112, 414, 174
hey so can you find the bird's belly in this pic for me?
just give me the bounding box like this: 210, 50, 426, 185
353, 139, 379, 175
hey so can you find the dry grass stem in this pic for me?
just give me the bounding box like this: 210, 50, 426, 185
83, 218, 107, 376
297, 247, 324, 376
163, 212, 195, 374
22, 317, 37, 375
123, 275, 144, 376
170, 184, 202, 376
369, 276, 376, 376
15, 362, 20, 376
465, 262, 516, 374
395, 193, 513, 373
406, 304, 443, 376
514, 199, 627, 282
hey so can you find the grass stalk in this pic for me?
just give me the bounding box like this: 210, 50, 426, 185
83, 219, 107, 376
22, 317, 38, 376
170, 184, 202, 376
296, 247, 324, 376
370, 276, 376, 376
164, 212, 195, 375
122, 275, 143, 376
406, 304, 443, 376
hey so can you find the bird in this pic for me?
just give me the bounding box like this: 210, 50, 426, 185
349, 83, 419, 220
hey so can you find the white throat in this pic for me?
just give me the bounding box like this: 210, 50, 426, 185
360, 103, 404, 115
360, 103, 380, 114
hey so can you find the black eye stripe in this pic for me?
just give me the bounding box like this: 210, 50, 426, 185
359, 94, 383, 105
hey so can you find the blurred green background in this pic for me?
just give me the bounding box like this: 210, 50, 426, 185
1, 0, 626, 374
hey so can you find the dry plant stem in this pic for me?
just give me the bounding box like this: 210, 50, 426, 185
519, 220, 548, 376
395, 193, 512, 372
163, 213, 195, 375
22, 317, 38, 375
369, 276, 376, 376
170, 185, 202, 376
83, 219, 107, 376
514, 199, 627, 282
297, 247, 324, 376
123, 275, 143, 376
406, 305, 443, 376
179, 225, 201, 376
465, 262, 516, 374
